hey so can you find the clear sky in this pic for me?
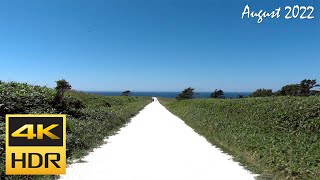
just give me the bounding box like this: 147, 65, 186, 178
0, 0, 319, 92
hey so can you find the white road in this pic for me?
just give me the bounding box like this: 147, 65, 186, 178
60, 98, 256, 180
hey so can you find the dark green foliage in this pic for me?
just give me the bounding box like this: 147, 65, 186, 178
121, 90, 131, 96
300, 79, 319, 95
0, 82, 56, 179
238, 95, 244, 98
210, 89, 225, 98
161, 96, 320, 179
252, 79, 319, 97
277, 84, 303, 96
0, 82, 55, 122
55, 79, 71, 92
0, 81, 150, 179
176, 87, 196, 100
277, 79, 319, 97
54, 95, 85, 118
104, 100, 111, 107
251, 89, 273, 97
54, 79, 72, 105
52, 80, 85, 117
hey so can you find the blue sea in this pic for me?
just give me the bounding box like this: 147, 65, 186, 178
87, 91, 252, 98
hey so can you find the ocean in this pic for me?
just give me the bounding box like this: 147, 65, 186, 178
87, 91, 252, 98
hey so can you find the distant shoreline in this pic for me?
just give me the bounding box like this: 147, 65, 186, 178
86, 91, 252, 98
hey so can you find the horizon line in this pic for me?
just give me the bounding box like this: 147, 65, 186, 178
83, 90, 253, 93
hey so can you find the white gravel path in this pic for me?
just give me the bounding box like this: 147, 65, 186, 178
60, 98, 256, 180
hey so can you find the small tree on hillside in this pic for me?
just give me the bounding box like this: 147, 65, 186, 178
300, 79, 319, 96
53, 79, 84, 117
122, 90, 131, 96
210, 89, 225, 98
250, 89, 273, 97
176, 87, 196, 100
54, 79, 71, 104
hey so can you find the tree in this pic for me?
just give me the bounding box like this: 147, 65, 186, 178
176, 87, 196, 100
55, 79, 71, 93
250, 89, 273, 97
53, 79, 84, 116
276, 84, 302, 96
300, 79, 319, 96
54, 79, 71, 104
276, 79, 319, 96
122, 90, 131, 96
210, 89, 225, 98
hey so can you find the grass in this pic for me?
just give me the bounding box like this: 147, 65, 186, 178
0, 82, 151, 179
160, 96, 320, 179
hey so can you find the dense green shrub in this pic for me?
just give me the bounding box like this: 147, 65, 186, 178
0, 82, 55, 122
210, 89, 225, 98
250, 88, 273, 97
121, 90, 131, 96
276, 79, 319, 97
54, 95, 85, 118
176, 87, 196, 100
54, 79, 72, 105
161, 96, 320, 179
52, 80, 85, 118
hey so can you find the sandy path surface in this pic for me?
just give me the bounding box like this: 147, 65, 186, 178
60, 98, 256, 180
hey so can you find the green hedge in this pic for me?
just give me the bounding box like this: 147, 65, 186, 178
0, 82, 150, 179
161, 96, 320, 179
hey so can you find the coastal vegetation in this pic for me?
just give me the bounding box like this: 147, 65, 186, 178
162, 79, 320, 179
0, 81, 150, 179
176, 79, 319, 100
276, 79, 319, 96
1, 78, 319, 179
210, 89, 225, 99
176, 87, 196, 100
121, 90, 132, 96
250, 89, 273, 97
251, 79, 319, 97
161, 96, 320, 179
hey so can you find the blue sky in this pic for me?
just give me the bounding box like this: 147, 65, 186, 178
0, 0, 319, 92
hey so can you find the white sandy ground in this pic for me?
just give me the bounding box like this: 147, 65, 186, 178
60, 98, 257, 180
